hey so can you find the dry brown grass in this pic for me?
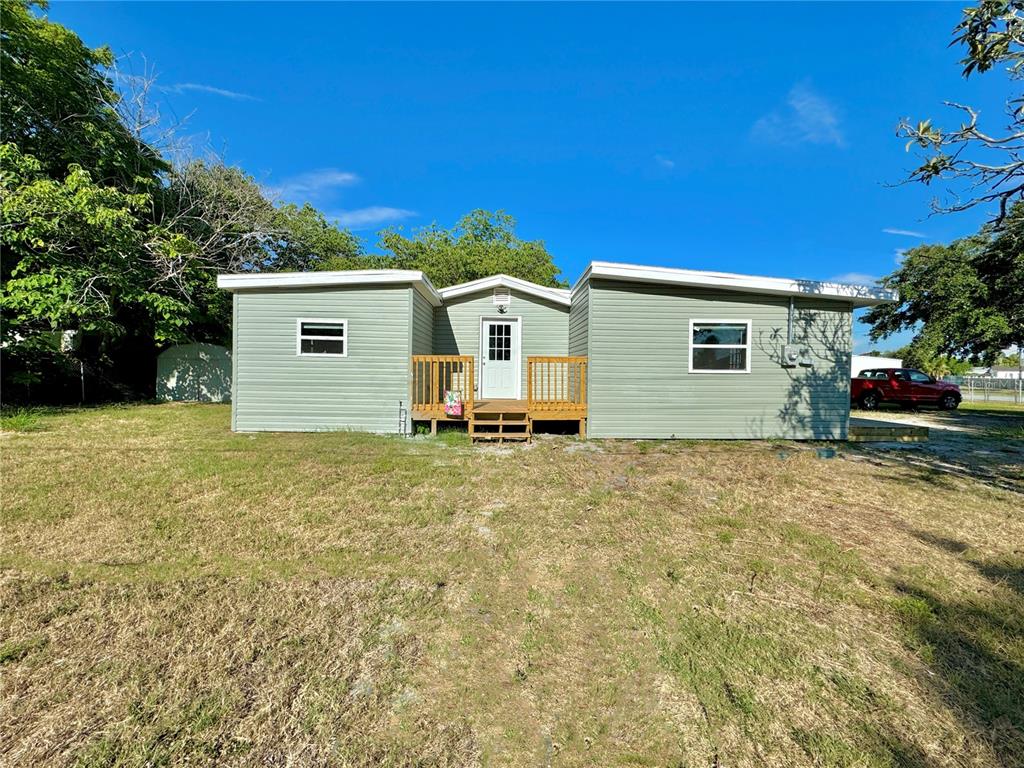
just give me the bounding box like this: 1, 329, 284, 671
1, 403, 1022, 767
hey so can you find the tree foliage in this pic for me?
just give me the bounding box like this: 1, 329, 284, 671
370, 209, 564, 288
273, 203, 365, 272
898, 0, 1024, 224
0, 144, 192, 342
0, 1, 358, 401
0, 0, 164, 187
0, 2, 563, 403
864, 202, 1024, 362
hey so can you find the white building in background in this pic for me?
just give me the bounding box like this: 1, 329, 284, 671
987, 366, 1023, 380
851, 354, 902, 376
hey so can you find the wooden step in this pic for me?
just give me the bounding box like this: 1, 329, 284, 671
469, 411, 532, 443
848, 420, 928, 442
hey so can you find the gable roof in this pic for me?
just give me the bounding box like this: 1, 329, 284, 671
216, 269, 443, 306
437, 274, 571, 306
574, 261, 896, 307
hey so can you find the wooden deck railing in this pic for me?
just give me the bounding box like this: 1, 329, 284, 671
411, 355, 475, 416
527, 356, 587, 416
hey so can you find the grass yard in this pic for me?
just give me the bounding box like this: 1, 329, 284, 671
1, 404, 1022, 767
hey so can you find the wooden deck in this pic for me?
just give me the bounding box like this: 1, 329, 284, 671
848, 418, 929, 442
411, 356, 587, 442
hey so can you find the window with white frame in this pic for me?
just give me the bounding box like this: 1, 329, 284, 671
689, 319, 751, 373
296, 318, 347, 357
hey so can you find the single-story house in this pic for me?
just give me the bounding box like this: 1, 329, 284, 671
217, 261, 893, 440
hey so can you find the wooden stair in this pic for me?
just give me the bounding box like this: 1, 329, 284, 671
848, 419, 928, 442
469, 411, 531, 443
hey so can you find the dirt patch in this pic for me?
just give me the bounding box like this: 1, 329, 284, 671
849, 406, 1024, 494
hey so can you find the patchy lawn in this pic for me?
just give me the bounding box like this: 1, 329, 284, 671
1, 403, 1021, 767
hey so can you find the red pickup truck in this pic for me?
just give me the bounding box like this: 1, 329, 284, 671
852, 368, 962, 411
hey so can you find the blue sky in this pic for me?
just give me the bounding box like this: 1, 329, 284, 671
50, 2, 1009, 352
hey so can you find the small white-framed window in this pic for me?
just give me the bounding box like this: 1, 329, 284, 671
296, 318, 347, 357
689, 319, 751, 374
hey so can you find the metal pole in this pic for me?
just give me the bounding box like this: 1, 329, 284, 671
1018, 346, 1022, 404
787, 297, 794, 344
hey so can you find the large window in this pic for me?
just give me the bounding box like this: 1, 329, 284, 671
689, 319, 751, 373
296, 318, 347, 357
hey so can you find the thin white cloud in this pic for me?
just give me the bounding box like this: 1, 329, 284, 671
164, 82, 257, 101
852, 333, 874, 355
829, 272, 878, 286
330, 206, 416, 230
882, 227, 926, 238
751, 82, 845, 148
654, 154, 676, 170
894, 247, 909, 265
267, 169, 362, 203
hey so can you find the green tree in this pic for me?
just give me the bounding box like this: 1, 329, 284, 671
876, 344, 973, 376
0, 0, 164, 187
0, 144, 193, 343
273, 203, 366, 272
375, 209, 564, 288
898, 0, 1023, 225
864, 206, 1023, 362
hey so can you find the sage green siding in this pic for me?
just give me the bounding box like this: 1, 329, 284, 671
411, 288, 434, 355
231, 295, 239, 430
586, 278, 852, 439
568, 282, 589, 357
233, 285, 411, 432
433, 288, 569, 398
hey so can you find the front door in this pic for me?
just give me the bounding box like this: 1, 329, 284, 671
481, 318, 519, 399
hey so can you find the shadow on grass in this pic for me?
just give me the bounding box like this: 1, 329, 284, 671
791, 725, 933, 768
904, 528, 1024, 600
845, 440, 1024, 496
889, 552, 1024, 767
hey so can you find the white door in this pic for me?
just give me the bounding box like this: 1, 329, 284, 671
480, 318, 519, 399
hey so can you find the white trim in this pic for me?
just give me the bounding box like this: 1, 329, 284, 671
688, 319, 752, 374
479, 315, 522, 399
574, 261, 895, 307
218, 270, 442, 306
440, 274, 570, 306
296, 317, 348, 358
219, 261, 893, 309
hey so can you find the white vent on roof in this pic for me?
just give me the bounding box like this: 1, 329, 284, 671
493, 287, 511, 307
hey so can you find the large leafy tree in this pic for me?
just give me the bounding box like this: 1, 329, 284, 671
273, 203, 366, 272
898, 0, 1023, 225
0, 145, 192, 342
0, 0, 164, 188
871, 1, 1024, 368
374, 209, 564, 288
864, 203, 1023, 362
0, 1, 367, 402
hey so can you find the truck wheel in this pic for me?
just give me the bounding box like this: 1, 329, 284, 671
940, 393, 960, 410
859, 391, 880, 411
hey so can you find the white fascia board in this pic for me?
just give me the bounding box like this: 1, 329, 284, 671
438, 274, 571, 306
216, 270, 443, 306
583, 261, 897, 307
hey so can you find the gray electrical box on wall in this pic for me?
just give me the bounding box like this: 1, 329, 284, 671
782, 345, 813, 368
782, 345, 800, 367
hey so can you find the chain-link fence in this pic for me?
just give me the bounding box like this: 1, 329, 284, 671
942, 376, 1023, 404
